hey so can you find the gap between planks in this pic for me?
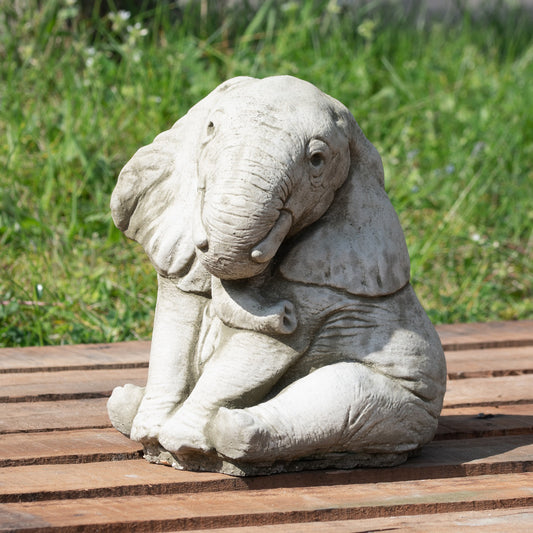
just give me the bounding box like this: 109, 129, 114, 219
3, 400, 533, 440
172, 507, 533, 532
1, 320, 532, 374
1, 434, 532, 502
2, 369, 532, 406
2, 472, 533, 532
1, 320, 532, 531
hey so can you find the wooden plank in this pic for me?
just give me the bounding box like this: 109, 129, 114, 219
190, 507, 533, 532
436, 404, 533, 440
410, 434, 533, 472
3, 399, 532, 439
0, 368, 147, 402
436, 320, 533, 351
0, 460, 226, 503
444, 374, 533, 408
0, 428, 142, 467
446, 345, 533, 379
0, 398, 110, 434
0, 322, 530, 532
0, 341, 150, 373
7, 342, 533, 381
1, 435, 532, 503
3, 367, 530, 407
2, 472, 532, 531
0, 320, 529, 374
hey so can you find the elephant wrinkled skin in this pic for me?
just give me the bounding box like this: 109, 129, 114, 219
107, 75, 447, 476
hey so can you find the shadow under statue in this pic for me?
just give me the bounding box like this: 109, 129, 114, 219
107, 75, 447, 476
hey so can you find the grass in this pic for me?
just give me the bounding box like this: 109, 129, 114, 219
1, 0, 532, 347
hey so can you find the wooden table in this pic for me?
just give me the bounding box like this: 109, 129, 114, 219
1, 321, 532, 531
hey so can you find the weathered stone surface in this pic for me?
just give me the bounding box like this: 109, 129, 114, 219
107, 75, 446, 475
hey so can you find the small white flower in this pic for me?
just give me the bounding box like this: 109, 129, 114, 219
471, 233, 481, 242
35, 284, 44, 299
118, 10, 131, 21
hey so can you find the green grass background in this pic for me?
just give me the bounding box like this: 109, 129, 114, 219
1, 0, 532, 347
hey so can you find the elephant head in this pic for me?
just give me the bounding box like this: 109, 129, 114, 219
192, 76, 352, 281
111, 75, 410, 316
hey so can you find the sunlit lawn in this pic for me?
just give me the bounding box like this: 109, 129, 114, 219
1, 0, 532, 346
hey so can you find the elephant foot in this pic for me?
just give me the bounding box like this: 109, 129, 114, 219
210, 407, 270, 461
158, 411, 213, 456
129, 395, 179, 443
107, 384, 145, 437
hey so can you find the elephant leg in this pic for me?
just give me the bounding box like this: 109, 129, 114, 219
107, 383, 145, 437
129, 275, 207, 443
157, 327, 303, 455
210, 362, 436, 462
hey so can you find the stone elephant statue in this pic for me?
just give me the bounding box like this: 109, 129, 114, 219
107, 75, 447, 475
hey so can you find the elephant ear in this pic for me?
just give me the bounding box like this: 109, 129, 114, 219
279, 110, 410, 297
110, 76, 256, 280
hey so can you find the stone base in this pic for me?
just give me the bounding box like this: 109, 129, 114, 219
143, 444, 416, 477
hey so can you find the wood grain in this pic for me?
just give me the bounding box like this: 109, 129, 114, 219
3, 400, 533, 443
0, 367, 147, 402
436, 320, 533, 351
1, 320, 532, 531
0, 341, 150, 373
437, 404, 533, 439
2, 473, 532, 531
0, 398, 110, 434
445, 345, 533, 379
1, 435, 531, 503
444, 374, 533, 408
4, 366, 532, 407
0, 428, 142, 467
186, 507, 533, 532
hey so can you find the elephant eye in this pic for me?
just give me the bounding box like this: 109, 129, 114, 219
309, 151, 326, 186
310, 152, 324, 168
204, 121, 216, 144
307, 139, 330, 177
307, 139, 329, 183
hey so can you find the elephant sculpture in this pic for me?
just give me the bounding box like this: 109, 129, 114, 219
107, 75, 447, 476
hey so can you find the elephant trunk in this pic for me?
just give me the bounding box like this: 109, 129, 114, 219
197, 152, 293, 280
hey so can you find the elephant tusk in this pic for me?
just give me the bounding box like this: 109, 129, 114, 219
251, 210, 293, 264
193, 188, 209, 251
